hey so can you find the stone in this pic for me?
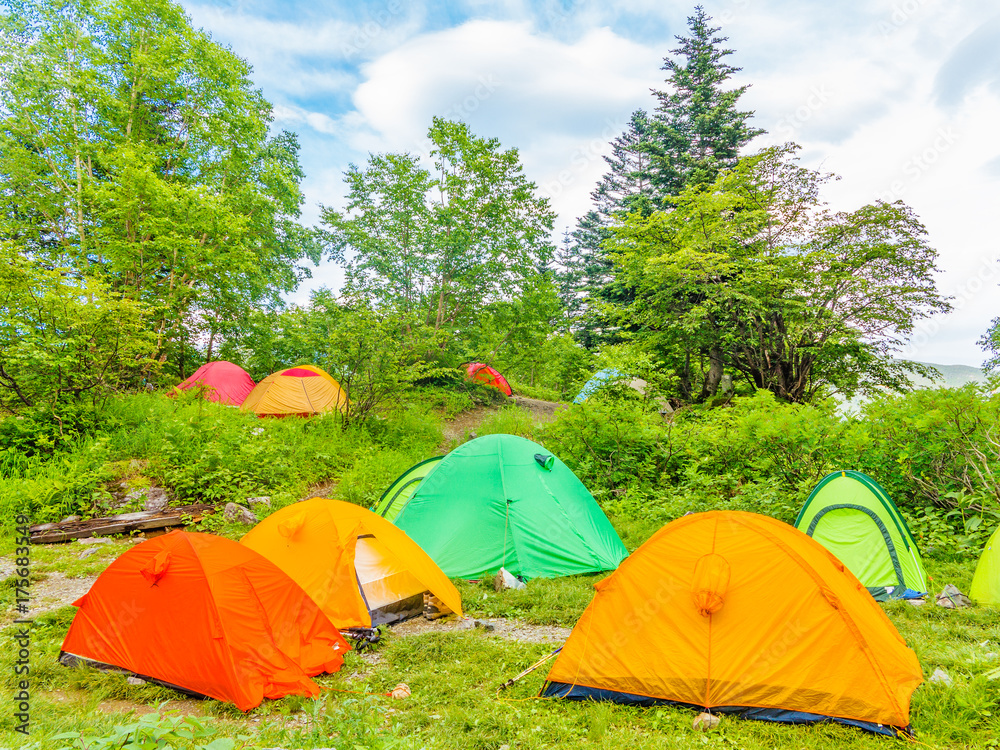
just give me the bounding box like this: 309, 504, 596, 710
390, 682, 411, 699
936, 584, 972, 609
929, 668, 952, 686
142, 487, 170, 513
126, 676, 146, 686
60, 514, 81, 523
474, 619, 496, 632
77, 536, 111, 545
693, 712, 721, 730
246, 496, 271, 508
224, 502, 257, 525
78, 547, 100, 560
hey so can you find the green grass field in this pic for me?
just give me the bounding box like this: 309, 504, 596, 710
1, 518, 998, 750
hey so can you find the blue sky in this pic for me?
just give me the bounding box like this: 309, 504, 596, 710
180, 0, 1000, 366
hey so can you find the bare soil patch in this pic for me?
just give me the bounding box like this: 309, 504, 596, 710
27, 572, 96, 617
511, 396, 566, 423
390, 615, 570, 645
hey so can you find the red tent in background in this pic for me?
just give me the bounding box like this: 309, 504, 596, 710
464, 362, 512, 397
173, 361, 256, 406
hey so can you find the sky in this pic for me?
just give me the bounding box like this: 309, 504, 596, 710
178, 0, 1000, 367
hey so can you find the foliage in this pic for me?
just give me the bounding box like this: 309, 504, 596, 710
323, 306, 448, 427
0, 0, 319, 381
556, 7, 763, 351
474, 406, 537, 440
323, 118, 556, 338
0, 246, 155, 442
609, 145, 951, 403
52, 710, 238, 750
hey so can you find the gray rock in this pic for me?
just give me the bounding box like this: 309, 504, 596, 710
246, 496, 271, 508
78, 547, 100, 560
143, 487, 170, 513
60, 515, 81, 523
936, 584, 972, 609
224, 503, 257, 525
77, 537, 111, 545
930, 668, 953, 686
126, 676, 146, 686
124, 489, 145, 504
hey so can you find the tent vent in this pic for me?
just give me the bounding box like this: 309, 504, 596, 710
534, 454, 555, 471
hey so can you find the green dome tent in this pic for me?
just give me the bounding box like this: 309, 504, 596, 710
374, 456, 444, 522
379, 434, 628, 580
970, 527, 1000, 604
794, 470, 927, 598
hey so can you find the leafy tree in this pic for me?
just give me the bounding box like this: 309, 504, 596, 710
609, 145, 951, 403
322, 118, 556, 337
645, 5, 764, 202
323, 306, 447, 427
0, 0, 319, 380
0, 244, 155, 435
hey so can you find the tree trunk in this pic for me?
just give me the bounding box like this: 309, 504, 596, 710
699, 347, 724, 401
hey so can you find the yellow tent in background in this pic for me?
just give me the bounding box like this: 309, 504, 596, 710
543, 511, 923, 737
240, 365, 347, 417
241, 498, 463, 630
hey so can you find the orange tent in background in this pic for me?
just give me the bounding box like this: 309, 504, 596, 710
543, 511, 922, 737
172, 361, 255, 405
241, 364, 347, 417
464, 362, 512, 397
60, 531, 349, 711
242, 497, 463, 630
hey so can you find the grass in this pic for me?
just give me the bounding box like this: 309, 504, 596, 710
4, 391, 1000, 748
3, 531, 999, 749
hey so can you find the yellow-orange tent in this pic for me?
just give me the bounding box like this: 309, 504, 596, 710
241, 365, 347, 417
543, 511, 922, 737
241, 497, 463, 630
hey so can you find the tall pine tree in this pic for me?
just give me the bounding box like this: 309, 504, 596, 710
557, 111, 651, 345
646, 5, 764, 202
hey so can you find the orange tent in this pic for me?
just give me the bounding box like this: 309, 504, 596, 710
543, 511, 923, 737
60, 531, 349, 711
241, 364, 347, 417
242, 497, 463, 630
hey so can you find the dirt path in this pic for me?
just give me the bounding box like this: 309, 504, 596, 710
440, 405, 499, 444
511, 395, 566, 423
27, 573, 97, 618
391, 615, 570, 645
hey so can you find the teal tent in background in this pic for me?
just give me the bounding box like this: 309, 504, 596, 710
380, 434, 628, 580
573, 368, 626, 403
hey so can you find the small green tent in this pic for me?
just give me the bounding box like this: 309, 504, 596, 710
794, 470, 927, 597
970, 527, 1000, 604
382, 434, 628, 580
374, 456, 444, 522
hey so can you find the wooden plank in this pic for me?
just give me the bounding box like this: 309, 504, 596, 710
30, 503, 217, 544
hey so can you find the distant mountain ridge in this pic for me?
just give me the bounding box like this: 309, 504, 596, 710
908, 361, 989, 389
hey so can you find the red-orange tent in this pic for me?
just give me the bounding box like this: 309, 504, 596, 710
173, 361, 256, 406
60, 531, 349, 711
464, 362, 512, 396
543, 511, 923, 737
